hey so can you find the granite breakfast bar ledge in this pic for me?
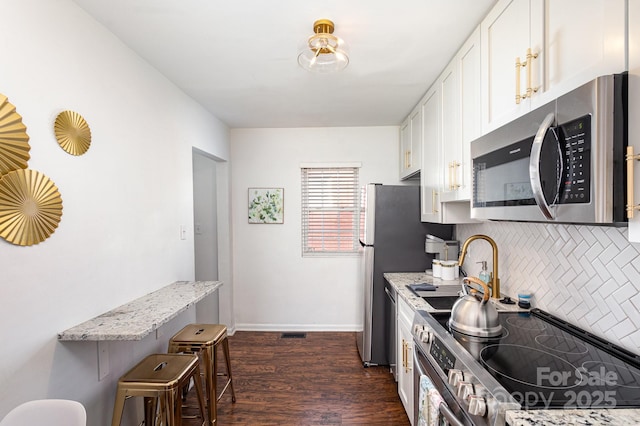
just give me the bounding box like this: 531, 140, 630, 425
57, 281, 222, 341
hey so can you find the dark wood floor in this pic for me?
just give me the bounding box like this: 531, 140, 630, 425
183, 331, 410, 425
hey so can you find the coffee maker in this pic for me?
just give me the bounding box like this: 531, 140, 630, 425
425, 234, 459, 261
425, 235, 459, 279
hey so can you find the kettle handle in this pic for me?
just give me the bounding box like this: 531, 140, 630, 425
463, 276, 491, 304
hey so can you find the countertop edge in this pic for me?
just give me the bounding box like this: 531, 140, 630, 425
505, 408, 640, 425
57, 280, 222, 341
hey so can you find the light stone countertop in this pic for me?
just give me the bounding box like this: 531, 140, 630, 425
505, 409, 640, 425
57, 280, 222, 341
383, 271, 523, 313
384, 272, 640, 425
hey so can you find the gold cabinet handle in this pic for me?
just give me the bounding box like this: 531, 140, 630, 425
432, 189, 439, 214
405, 342, 412, 373
447, 162, 461, 191
401, 340, 406, 368
404, 151, 412, 169
626, 146, 640, 218
515, 56, 524, 104
515, 49, 539, 104
453, 162, 461, 189
525, 48, 539, 100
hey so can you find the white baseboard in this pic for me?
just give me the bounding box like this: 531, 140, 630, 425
233, 323, 361, 332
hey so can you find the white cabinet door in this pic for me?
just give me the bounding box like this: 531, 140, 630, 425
440, 60, 460, 200
628, 0, 640, 242
400, 108, 422, 180
458, 28, 481, 201
420, 86, 442, 223
481, 0, 626, 134
441, 27, 481, 203
399, 118, 411, 179
409, 107, 422, 176
533, 0, 626, 109
481, 0, 536, 133
397, 297, 414, 424
421, 28, 478, 223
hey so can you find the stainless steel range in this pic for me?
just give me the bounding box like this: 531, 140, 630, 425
411, 308, 640, 425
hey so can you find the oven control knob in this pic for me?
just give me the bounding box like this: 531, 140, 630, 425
420, 329, 432, 343
447, 369, 464, 387
468, 395, 487, 416
457, 381, 474, 400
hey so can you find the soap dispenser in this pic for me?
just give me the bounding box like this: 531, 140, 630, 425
477, 261, 491, 285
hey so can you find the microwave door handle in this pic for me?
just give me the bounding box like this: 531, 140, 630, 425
529, 113, 556, 220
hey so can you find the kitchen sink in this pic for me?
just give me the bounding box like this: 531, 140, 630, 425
407, 283, 514, 311
421, 295, 460, 310
406, 283, 462, 310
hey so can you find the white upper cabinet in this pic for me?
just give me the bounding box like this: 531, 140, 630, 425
399, 106, 422, 180
420, 86, 442, 223
481, 0, 627, 133
421, 28, 479, 224
440, 28, 481, 203
481, 0, 537, 133
439, 61, 461, 201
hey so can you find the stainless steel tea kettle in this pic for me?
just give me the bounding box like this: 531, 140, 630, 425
449, 276, 502, 338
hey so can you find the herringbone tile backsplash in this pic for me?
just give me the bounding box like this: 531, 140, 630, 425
456, 222, 640, 354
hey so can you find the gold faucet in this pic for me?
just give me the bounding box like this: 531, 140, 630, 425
458, 234, 500, 299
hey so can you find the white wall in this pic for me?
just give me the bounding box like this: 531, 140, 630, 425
231, 127, 410, 330
0, 0, 230, 424
457, 222, 640, 354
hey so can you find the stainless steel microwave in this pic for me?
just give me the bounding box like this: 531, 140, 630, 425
470, 74, 627, 224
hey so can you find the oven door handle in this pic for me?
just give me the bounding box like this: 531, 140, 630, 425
438, 402, 465, 426
384, 286, 395, 302
414, 349, 465, 426
529, 112, 561, 220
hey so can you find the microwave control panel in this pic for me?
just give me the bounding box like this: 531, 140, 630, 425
560, 115, 591, 204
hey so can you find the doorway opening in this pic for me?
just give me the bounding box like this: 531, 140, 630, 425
193, 151, 219, 323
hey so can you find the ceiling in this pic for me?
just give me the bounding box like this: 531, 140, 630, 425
73, 0, 495, 128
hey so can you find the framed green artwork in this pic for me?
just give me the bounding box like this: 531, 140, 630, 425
248, 188, 284, 224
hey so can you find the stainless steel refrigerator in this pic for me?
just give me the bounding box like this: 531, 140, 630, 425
356, 184, 453, 367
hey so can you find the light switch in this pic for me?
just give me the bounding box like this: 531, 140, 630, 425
180, 225, 186, 240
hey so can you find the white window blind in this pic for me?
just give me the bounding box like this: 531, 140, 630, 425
301, 166, 360, 256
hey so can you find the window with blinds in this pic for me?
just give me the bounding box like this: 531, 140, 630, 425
301, 165, 360, 256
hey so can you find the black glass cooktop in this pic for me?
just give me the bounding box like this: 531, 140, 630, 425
436, 309, 640, 409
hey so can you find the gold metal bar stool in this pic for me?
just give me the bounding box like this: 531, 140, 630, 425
111, 353, 207, 426
168, 324, 236, 425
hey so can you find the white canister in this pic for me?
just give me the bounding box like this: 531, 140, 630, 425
432, 259, 442, 278
440, 260, 458, 281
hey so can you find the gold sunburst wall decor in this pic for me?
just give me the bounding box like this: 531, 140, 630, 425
0, 94, 31, 176
0, 168, 63, 246
54, 110, 91, 156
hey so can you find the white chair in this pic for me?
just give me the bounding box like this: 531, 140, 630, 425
0, 399, 86, 426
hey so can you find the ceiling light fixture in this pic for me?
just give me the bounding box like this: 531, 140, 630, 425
298, 19, 349, 73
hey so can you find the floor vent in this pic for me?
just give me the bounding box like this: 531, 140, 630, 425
281, 332, 306, 339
